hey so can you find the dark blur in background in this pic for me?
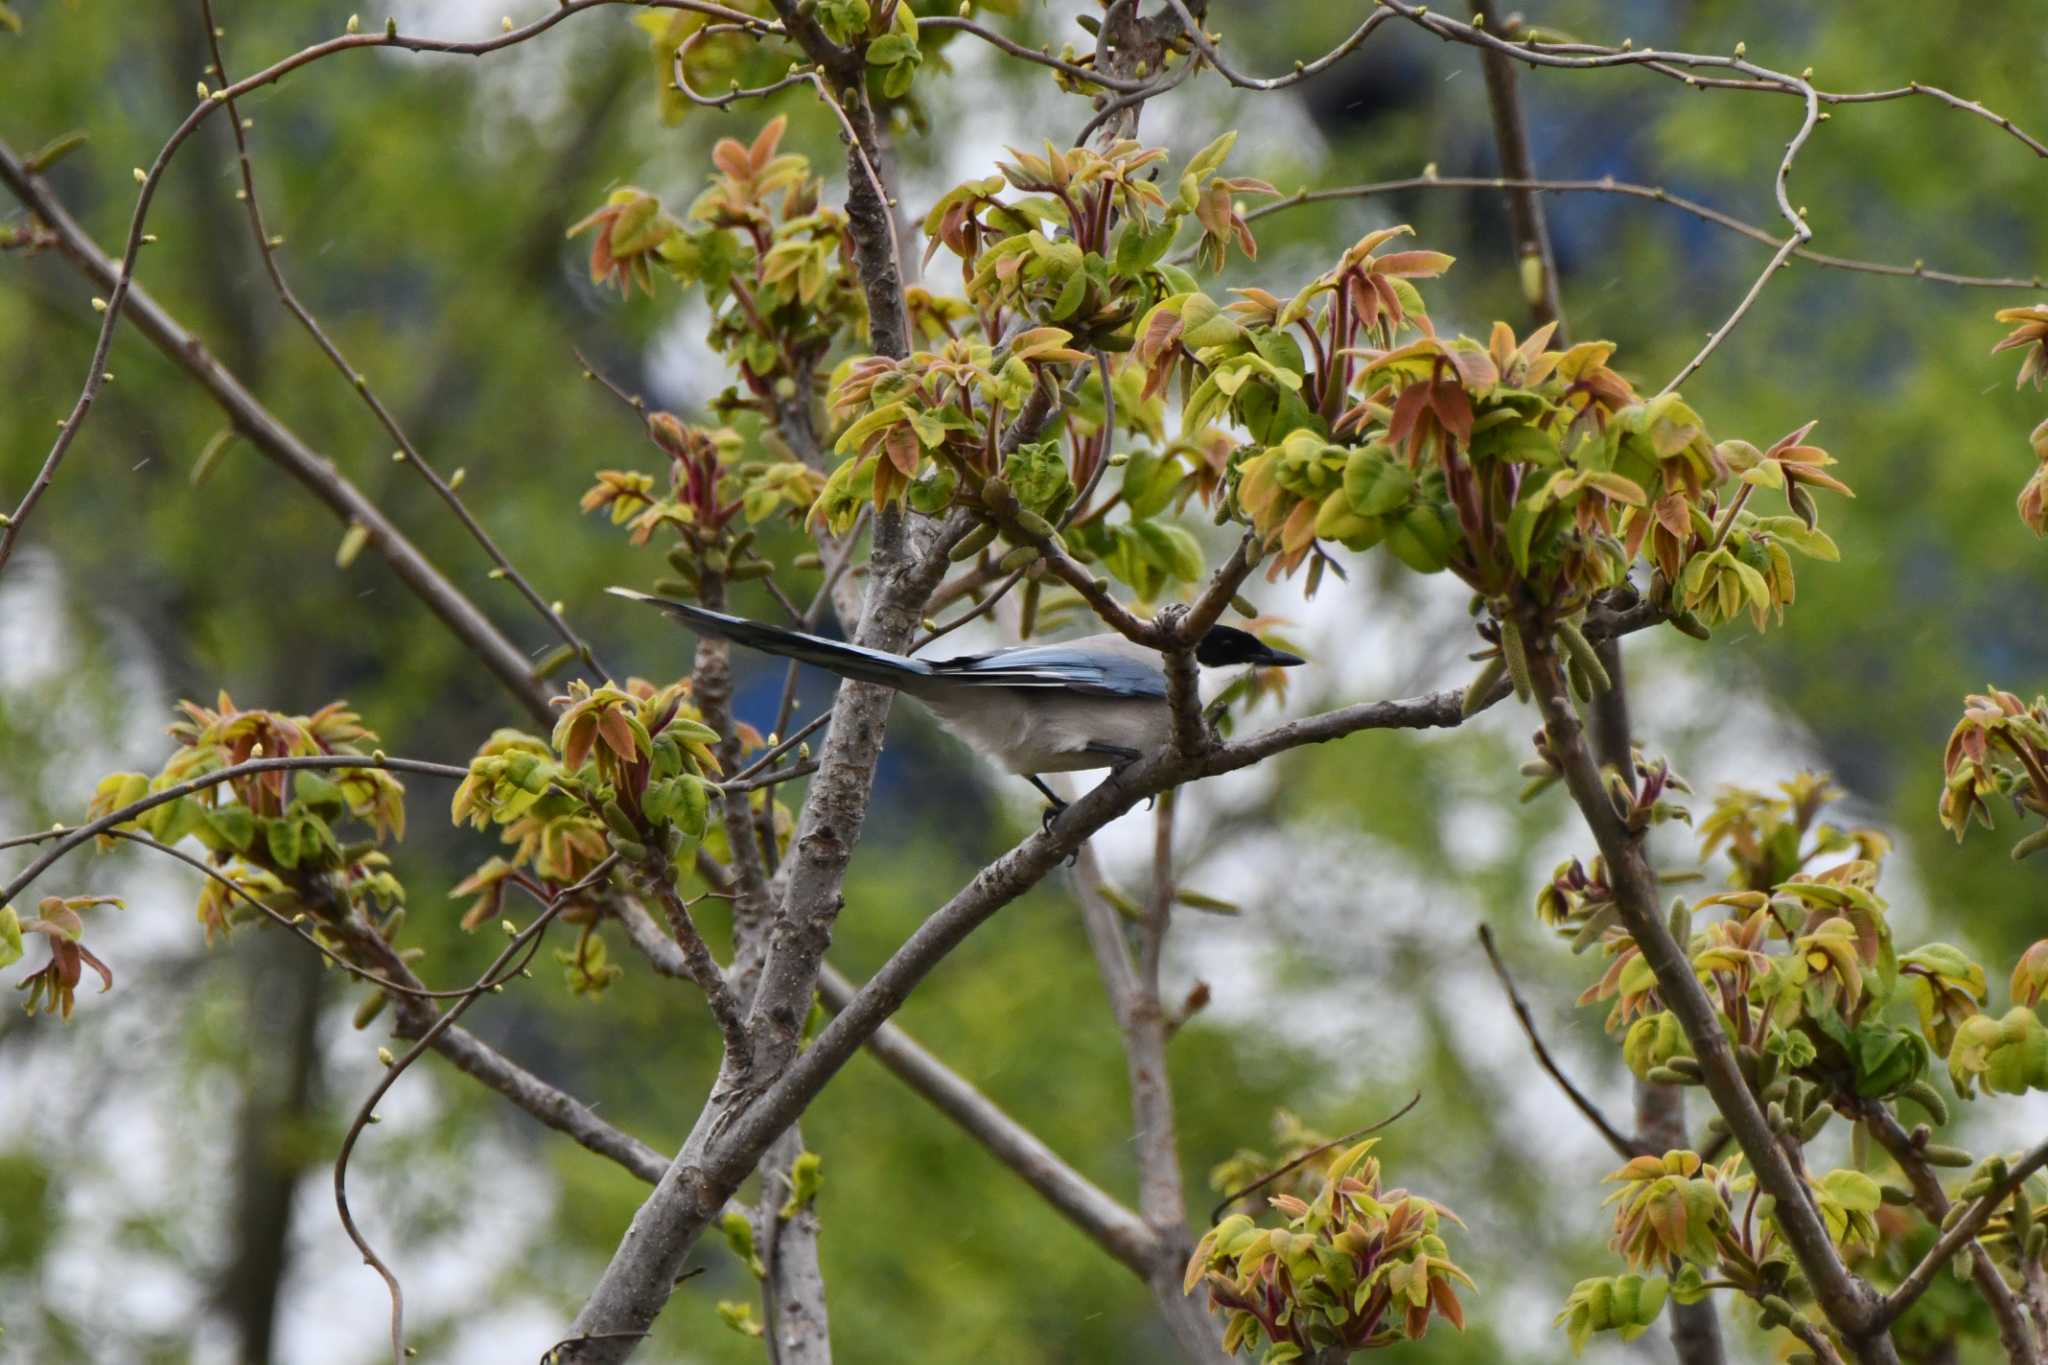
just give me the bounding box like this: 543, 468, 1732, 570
3, 2, 2045, 1361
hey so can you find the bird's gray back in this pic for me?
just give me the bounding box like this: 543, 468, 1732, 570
922, 633, 1167, 699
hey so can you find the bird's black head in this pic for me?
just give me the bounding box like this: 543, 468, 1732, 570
1194, 625, 1305, 669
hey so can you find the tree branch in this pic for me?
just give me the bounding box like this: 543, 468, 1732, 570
0, 0, 777, 572
554, 678, 1496, 1361
1516, 609, 1896, 1364
1881, 1138, 2048, 1333
199, 0, 608, 680
1233, 177, 2041, 292
1072, 823, 1232, 1364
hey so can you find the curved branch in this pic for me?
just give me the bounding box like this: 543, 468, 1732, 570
1477, 926, 1643, 1161
1159, 0, 1391, 92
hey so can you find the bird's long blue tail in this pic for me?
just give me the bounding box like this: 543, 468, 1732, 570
607, 587, 934, 689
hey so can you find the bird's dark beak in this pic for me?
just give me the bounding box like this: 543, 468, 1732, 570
1254, 645, 1305, 668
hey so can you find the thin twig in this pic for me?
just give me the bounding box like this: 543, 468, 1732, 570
1161, 0, 1390, 92
911, 567, 1027, 651
0, 0, 777, 573
0, 141, 556, 718
1477, 926, 1644, 1160
1209, 1093, 1423, 1224
1232, 177, 2040, 291
101, 828, 580, 1002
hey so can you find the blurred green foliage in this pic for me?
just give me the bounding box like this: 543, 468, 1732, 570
3, 2, 2046, 1363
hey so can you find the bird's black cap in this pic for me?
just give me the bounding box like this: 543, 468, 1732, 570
1194, 624, 1304, 669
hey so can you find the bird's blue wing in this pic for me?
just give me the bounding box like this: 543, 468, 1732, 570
925, 645, 1167, 699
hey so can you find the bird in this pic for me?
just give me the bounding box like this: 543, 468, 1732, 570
606, 586, 1303, 820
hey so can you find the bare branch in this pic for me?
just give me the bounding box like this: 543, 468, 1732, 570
1158, 0, 1391, 92
199, 0, 610, 680
0, 0, 778, 572
1374, 0, 2046, 162
1235, 177, 2041, 292
335, 856, 618, 1365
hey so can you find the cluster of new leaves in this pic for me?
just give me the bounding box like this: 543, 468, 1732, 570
1940, 686, 2048, 862
1991, 305, 2048, 535
1550, 773, 2048, 1352
572, 117, 863, 397
1937, 688, 2048, 1092
1186, 1138, 1471, 1362
1139, 225, 1849, 689
811, 133, 1274, 604
1561, 1149, 1884, 1350
95, 697, 405, 943
580, 409, 824, 600
450, 679, 746, 997
12, 699, 406, 1019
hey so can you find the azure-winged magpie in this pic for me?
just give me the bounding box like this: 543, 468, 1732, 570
607, 586, 1302, 816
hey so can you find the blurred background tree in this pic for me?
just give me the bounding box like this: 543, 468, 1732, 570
2, 2, 2044, 1363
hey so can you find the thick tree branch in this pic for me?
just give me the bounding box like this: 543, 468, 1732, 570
1073, 830, 1232, 1364
1516, 611, 1896, 1364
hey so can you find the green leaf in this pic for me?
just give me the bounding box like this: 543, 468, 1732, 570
1177, 131, 1237, 211
1752, 515, 1840, 561
1133, 521, 1204, 581
265, 817, 303, 870
293, 769, 346, 810
1003, 441, 1071, 515
207, 805, 256, 853
780, 1150, 825, 1218
1343, 444, 1412, 516
865, 33, 916, 65
0, 905, 22, 969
